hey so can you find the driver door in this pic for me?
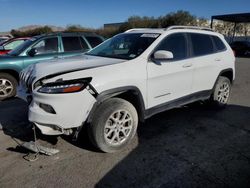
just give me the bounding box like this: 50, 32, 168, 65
22, 37, 60, 69
147, 33, 194, 108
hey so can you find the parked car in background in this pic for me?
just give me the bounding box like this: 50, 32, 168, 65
0, 32, 104, 100
0, 36, 11, 45
0, 37, 30, 55
230, 41, 250, 57
19, 26, 235, 153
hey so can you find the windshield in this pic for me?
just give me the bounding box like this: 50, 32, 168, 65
86, 33, 160, 60
8, 38, 36, 56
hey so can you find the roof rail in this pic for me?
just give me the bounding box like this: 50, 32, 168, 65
165, 25, 214, 32
125, 28, 153, 33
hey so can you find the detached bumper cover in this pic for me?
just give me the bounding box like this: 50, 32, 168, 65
28, 89, 96, 135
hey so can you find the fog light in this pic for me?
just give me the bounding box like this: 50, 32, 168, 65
39, 103, 56, 114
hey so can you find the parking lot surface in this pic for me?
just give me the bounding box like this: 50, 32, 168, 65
0, 58, 250, 188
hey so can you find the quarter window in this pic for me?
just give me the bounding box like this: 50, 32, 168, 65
155, 33, 188, 60
212, 36, 226, 51
33, 37, 58, 55
62, 36, 89, 52
190, 33, 214, 56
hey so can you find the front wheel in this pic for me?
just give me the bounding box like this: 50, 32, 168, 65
209, 76, 231, 108
88, 98, 138, 153
0, 73, 17, 101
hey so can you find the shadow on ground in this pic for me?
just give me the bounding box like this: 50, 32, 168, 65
0, 98, 31, 140
1, 98, 250, 187
96, 103, 250, 188
0, 98, 58, 152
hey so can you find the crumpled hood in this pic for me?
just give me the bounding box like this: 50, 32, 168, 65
22, 54, 126, 82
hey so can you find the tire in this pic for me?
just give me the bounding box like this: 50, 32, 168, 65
209, 76, 231, 108
0, 73, 17, 101
88, 98, 138, 153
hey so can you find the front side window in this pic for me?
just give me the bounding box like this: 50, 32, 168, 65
86, 33, 159, 60
62, 36, 89, 52
155, 33, 188, 60
33, 37, 58, 55
190, 33, 214, 56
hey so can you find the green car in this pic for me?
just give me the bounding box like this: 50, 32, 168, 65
0, 32, 104, 100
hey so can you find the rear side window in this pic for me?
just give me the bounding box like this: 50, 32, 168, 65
85, 36, 103, 48
62, 36, 89, 52
212, 36, 226, 51
155, 33, 188, 60
190, 33, 214, 56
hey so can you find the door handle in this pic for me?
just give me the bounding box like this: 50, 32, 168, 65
215, 58, 221, 62
182, 63, 192, 68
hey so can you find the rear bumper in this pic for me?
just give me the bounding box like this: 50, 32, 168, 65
27, 89, 96, 135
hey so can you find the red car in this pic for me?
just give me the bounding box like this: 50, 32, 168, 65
0, 37, 30, 55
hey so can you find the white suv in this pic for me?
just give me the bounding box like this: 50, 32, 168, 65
19, 26, 235, 153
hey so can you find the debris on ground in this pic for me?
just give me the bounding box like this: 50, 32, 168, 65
22, 141, 60, 156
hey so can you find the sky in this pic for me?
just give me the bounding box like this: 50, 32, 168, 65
0, 0, 250, 31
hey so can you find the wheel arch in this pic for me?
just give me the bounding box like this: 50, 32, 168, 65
87, 86, 146, 123
211, 68, 234, 93
0, 69, 19, 83
219, 68, 234, 83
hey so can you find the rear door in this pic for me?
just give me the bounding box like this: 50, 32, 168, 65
147, 33, 194, 108
188, 33, 221, 93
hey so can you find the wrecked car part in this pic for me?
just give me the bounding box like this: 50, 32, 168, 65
21, 124, 59, 161
22, 141, 59, 156
72, 125, 84, 142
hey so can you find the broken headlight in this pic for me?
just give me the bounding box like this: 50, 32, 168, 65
38, 79, 88, 94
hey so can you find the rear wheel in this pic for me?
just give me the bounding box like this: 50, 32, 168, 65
209, 76, 231, 108
0, 73, 17, 101
88, 98, 138, 153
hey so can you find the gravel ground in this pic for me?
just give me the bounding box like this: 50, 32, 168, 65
0, 58, 250, 188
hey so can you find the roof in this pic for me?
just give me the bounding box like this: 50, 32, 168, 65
125, 26, 214, 34
35, 32, 101, 39
212, 13, 250, 23
12, 37, 30, 40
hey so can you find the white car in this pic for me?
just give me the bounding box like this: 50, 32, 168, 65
19, 26, 235, 153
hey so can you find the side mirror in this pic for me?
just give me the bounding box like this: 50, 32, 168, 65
27, 48, 38, 57
0, 46, 5, 50
153, 50, 174, 61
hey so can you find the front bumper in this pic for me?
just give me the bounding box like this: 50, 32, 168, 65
26, 89, 96, 135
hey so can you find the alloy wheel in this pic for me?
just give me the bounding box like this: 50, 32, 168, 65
104, 110, 133, 146
217, 81, 230, 104
0, 78, 13, 97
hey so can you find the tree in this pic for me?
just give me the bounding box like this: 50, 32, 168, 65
65, 25, 93, 32
11, 26, 53, 37
160, 10, 197, 27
